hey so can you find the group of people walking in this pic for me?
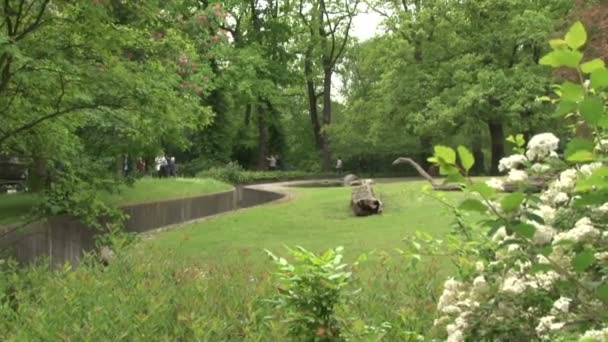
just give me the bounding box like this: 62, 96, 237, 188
155, 155, 177, 178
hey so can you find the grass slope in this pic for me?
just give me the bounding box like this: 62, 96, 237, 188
0, 177, 232, 225
144, 180, 467, 264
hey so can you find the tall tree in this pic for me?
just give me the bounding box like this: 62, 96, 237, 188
295, 0, 360, 171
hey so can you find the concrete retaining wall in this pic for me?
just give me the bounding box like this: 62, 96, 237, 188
0, 186, 284, 266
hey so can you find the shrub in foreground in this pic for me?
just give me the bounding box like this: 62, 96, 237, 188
409, 22, 608, 342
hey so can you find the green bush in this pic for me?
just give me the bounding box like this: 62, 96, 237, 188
196, 162, 333, 184
265, 246, 366, 341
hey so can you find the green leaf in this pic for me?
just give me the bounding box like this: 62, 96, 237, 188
591, 69, 608, 89
501, 192, 525, 213
556, 100, 578, 117
567, 150, 595, 162
439, 163, 459, 176
565, 138, 595, 162
565, 21, 587, 50
529, 263, 554, 274
561, 82, 585, 102
525, 212, 545, 224
597, 283, 608, 301
468, 183, 496, 198
512, 223, 536, 239
576, 167, 608, 192
444, 172, 466, 184
581, 59, 605, 74
459, 199, 487, 213
572, 249, 594, 273
549, 39, 568, 50
573, 191, 608, 207
457, 145, 474, 172
540, 50, 583, 68
579, 96, 604, 125
434, 145, 456, 164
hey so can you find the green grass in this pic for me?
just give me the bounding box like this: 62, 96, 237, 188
144, 180, 464, 263
0, 177, 232, 225
2, 180, 474, 340
0, 193, 40, 225
101, 177, 232, 206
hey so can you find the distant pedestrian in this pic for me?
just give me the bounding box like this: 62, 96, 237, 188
335, 157, 343, 175
123, 154, 130, 176
136, 157, 146, 174
168, 157, 177, 177
266, 154, 277, 171
155, 154, 168, 178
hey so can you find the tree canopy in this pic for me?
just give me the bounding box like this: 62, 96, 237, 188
1, 0, 597, 219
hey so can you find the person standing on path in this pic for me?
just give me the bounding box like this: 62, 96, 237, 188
335, 157, 343, 175
266, 155, 277, 171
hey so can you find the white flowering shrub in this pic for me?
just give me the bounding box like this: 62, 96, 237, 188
415, 22, 608, 341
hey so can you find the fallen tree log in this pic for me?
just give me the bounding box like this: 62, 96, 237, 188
392, 157, 549, 193
351, 184, 383, 216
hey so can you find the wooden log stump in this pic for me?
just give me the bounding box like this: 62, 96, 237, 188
351, 184, 383, 216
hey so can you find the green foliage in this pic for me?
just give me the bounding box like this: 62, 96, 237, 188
506, 134, 526, 154
266, 246, 358, 340
422, 21, 608, 341
196, 162, 329, 185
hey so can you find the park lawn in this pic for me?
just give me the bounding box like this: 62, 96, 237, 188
100, 177, 232, 206
129, 180, 475, 339
0, 193, 40, 226
3, 180, 479, 340
0, 177, 232, 226
143, 180, 472, 266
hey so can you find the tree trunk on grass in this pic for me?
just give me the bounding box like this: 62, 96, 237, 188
351, 184, 383, 216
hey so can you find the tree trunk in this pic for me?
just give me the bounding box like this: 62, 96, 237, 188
488, 121, 505, 176
257, 104, 269, 170
29, 156, 47, 192
351, 184, 383, 216
305, 53, 322, 152
472, 138, 486, 176
321, 67, 333, 171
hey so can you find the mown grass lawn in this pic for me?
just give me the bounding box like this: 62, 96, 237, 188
0, 177, 232, 225
3, 180, 479, 341
130, 180, 473, 339
144, 180, 467, 263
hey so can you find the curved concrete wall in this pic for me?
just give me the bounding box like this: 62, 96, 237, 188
0, 186, 284, 266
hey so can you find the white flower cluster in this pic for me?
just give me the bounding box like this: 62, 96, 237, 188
499, 154, 527, 172
536, 315, 565, 336
553, 217, 600, 245
435, 278, 478, 342
436, 132, 608, 341
596, 139, 608, 153
551, 296, 572, 314
580, 162, 603, 176
507, 169, 528, 183
531, 163, 551, 174
580, 326, 608, 341
526, 133, 559, 161
485, 178, 504, 191
530, 221, 556, 245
